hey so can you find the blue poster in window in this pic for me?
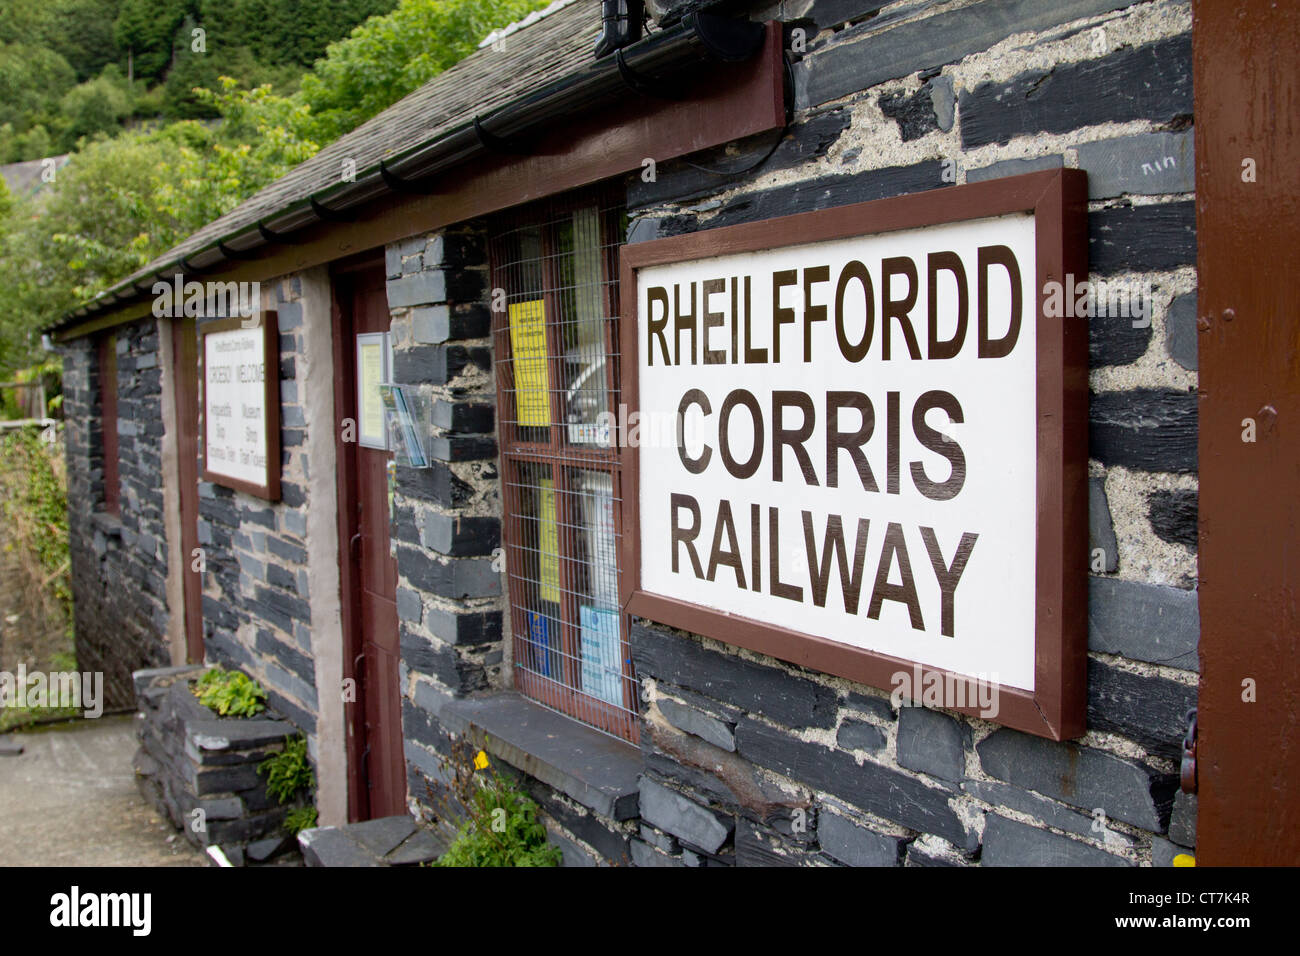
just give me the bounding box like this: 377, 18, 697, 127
526, 610, 553, 678
580, 605, 622, 706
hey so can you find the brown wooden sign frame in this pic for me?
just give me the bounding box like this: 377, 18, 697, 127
199, 311, 282, 501
619, 169, 1089, 740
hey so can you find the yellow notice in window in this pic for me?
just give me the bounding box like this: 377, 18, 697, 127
538, 477, 560, 604
508, 299, 549, 427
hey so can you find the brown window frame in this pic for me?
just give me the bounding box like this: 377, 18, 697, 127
97, 331, 120, 516
489, 186, 639, 743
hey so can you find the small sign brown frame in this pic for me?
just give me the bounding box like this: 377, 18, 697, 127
199, 311, 281, 502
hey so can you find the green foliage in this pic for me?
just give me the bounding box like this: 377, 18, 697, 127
112, 0, 191, 85
161, 15, 222, 120
284, 805, 318, 835
1, 1, 124, 81
193, 666, 267, 717
434, 759, 561, 868
160, 79, 319, 227
198, 0, 397, 71
59, 66, 135, 149
0, 360, 61, 421
0, 421, 73, 735
0, 123, 53, 165
258, 734, 316, 804
0, 127, 187, 368
0, 426, 70, 609
297, 0, 548, 143
0, 42, 78, 140
45, 0, 124, 82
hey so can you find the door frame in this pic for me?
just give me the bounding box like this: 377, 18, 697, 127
331, 253, 391, 822
170, 315, 205, 663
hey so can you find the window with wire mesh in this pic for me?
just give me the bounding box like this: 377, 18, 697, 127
488, 188, 638, 743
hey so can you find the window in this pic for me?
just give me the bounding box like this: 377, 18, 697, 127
489, 189, 637, 742
97, 332, 120, 516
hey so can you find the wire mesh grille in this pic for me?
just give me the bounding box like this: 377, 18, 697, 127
488, 190, 638, 743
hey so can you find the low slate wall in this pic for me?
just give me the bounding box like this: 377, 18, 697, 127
132, 665, 300, 862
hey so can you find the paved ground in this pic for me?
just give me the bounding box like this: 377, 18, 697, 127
0, 714, 205, 866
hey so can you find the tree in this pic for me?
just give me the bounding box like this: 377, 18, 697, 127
196, 0, 396, 71
112, 0, 192, 84
296, 0, 550, 142
161, 15, 223, 119
58, 66, 134, 149
0, 43, 77, 137
159, 79, 319, 227
46, 0, 124, 82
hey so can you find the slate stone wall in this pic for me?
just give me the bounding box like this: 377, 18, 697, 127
195, 279, 322, 740
618, 0, 1199, 866
61, 319, 171, 710
379, 227, 504, 798
383, 228, 644, 866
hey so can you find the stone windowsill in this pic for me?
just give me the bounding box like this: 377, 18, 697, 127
442, 691, 641, 821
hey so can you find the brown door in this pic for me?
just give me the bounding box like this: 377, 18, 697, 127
171, 315, 204, 663
1193, 0, 1300, 864
334, 263, 406, 820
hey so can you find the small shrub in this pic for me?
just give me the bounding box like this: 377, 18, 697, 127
258, 735, 315, 804
434, 753, 561, 868
285, 806, 318, 836
192, 666, 266, 717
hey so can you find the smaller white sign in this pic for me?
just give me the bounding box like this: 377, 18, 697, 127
204, 325, 271, 489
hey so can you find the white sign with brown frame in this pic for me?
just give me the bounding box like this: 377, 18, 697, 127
200, 313, 281, 501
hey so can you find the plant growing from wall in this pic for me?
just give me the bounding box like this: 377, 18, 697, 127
432, 745, 561, 868
258, 734, 315, 803
259, 734, 318, 841
284, 805, 318, 836
192, 665, 267, 717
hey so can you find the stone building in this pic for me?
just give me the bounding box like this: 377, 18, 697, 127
47, 0, 1298, 865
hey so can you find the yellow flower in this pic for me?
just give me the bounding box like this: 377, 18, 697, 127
473, 750, 489, 771
1173, 853, 1196, 867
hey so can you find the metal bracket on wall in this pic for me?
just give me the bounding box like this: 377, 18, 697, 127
472, 115, 532, 156
310, 195, 357, 224
217, 240, 262, 261
258, 221, 300, 244
379, 159, 442, 195
1181, 708, 1198, 793
178, 256, 208, 277
615, 46, 685, 99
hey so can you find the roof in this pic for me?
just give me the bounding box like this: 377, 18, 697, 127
100, 0, 601, 305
